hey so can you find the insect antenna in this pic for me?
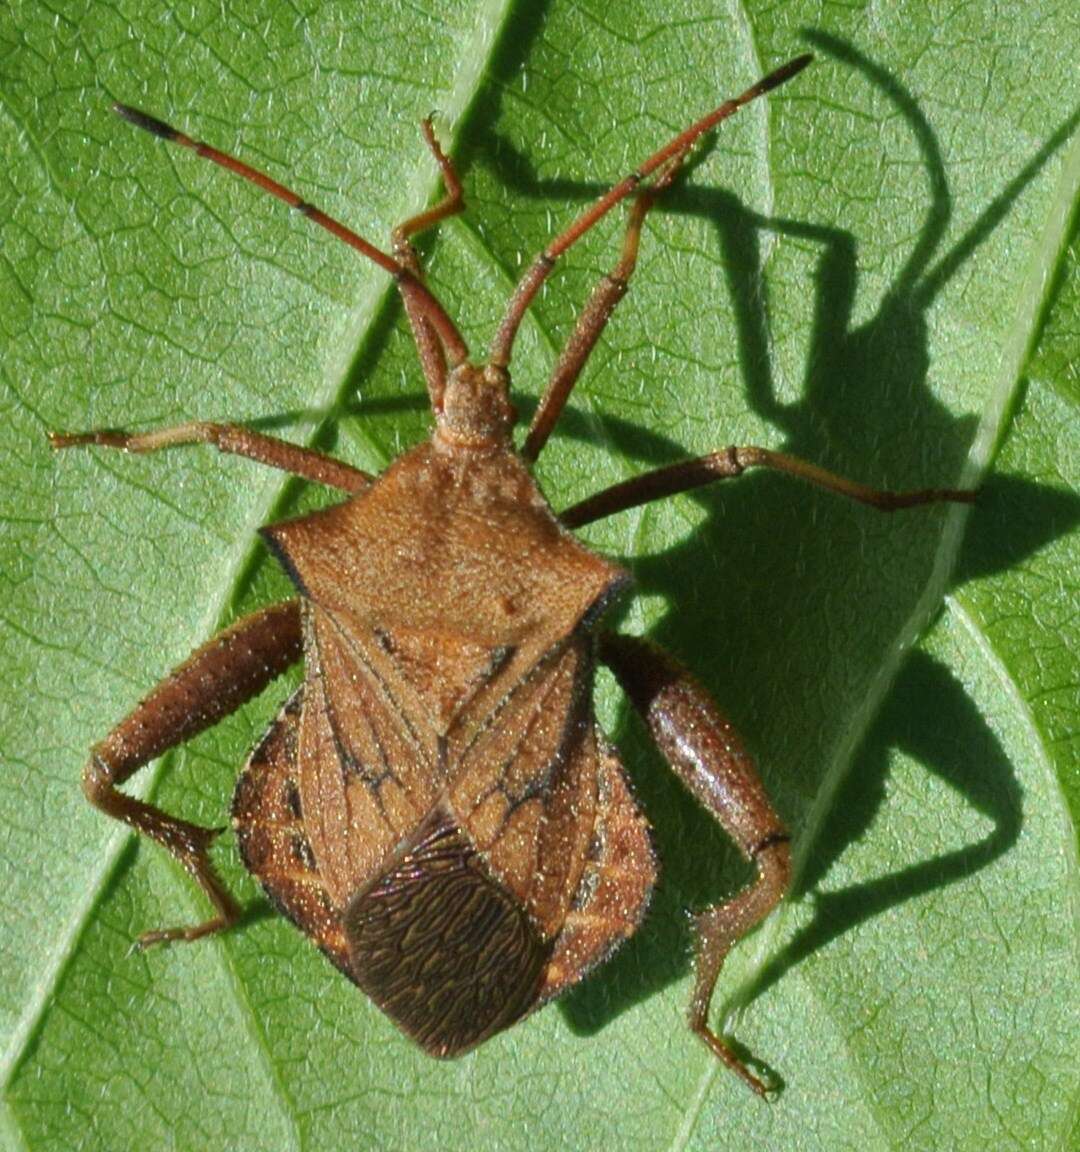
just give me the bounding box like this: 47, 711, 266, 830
489, 53, 813, 369
113, 103, 469, 367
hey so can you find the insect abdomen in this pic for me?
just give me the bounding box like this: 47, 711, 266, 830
343, 799, 550, 1056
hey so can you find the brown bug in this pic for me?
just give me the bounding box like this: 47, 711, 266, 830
52, 53, 975, 1095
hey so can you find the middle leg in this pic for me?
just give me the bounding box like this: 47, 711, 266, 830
51, 422, 372, 494
562, 444, 976, 528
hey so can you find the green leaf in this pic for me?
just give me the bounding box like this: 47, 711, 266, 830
2, 3, 1077, 1150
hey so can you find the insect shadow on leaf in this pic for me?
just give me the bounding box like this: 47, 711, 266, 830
50, 22, 1074, 1097
472, 30, 1078, 1038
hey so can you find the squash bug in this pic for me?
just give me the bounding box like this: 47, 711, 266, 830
51, 53, 975, 1095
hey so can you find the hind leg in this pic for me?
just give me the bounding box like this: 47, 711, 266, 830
84, 600, 303, 946
600, 632, 790, 1096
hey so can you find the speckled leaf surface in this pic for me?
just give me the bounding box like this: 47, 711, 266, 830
1, 3, 1077, 1150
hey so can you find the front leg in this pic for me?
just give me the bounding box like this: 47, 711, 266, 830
599, 632, 790, 1097
86, 600, 303, 947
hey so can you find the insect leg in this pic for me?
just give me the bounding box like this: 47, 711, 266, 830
50, 422, 371, 493
392, 118, 465, 262
391, 119, 467, 411
562, 445, 976, 528
84, 600, 303, 947
599, 632, 789, 1097
521, 155, 686, 463
112, 103, 469, 376
489, 55, 813, 369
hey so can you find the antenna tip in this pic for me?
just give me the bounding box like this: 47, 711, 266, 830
776, 52, 815, 83
756, 53, 814, 97
113, 102, 180, 141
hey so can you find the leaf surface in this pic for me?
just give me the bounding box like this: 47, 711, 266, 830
1, 3, 1077, 1149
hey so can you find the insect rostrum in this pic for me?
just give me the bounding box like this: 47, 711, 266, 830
52, 52, 974, 1097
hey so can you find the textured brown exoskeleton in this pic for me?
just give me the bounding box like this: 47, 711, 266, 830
52, 54, 975, 1095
